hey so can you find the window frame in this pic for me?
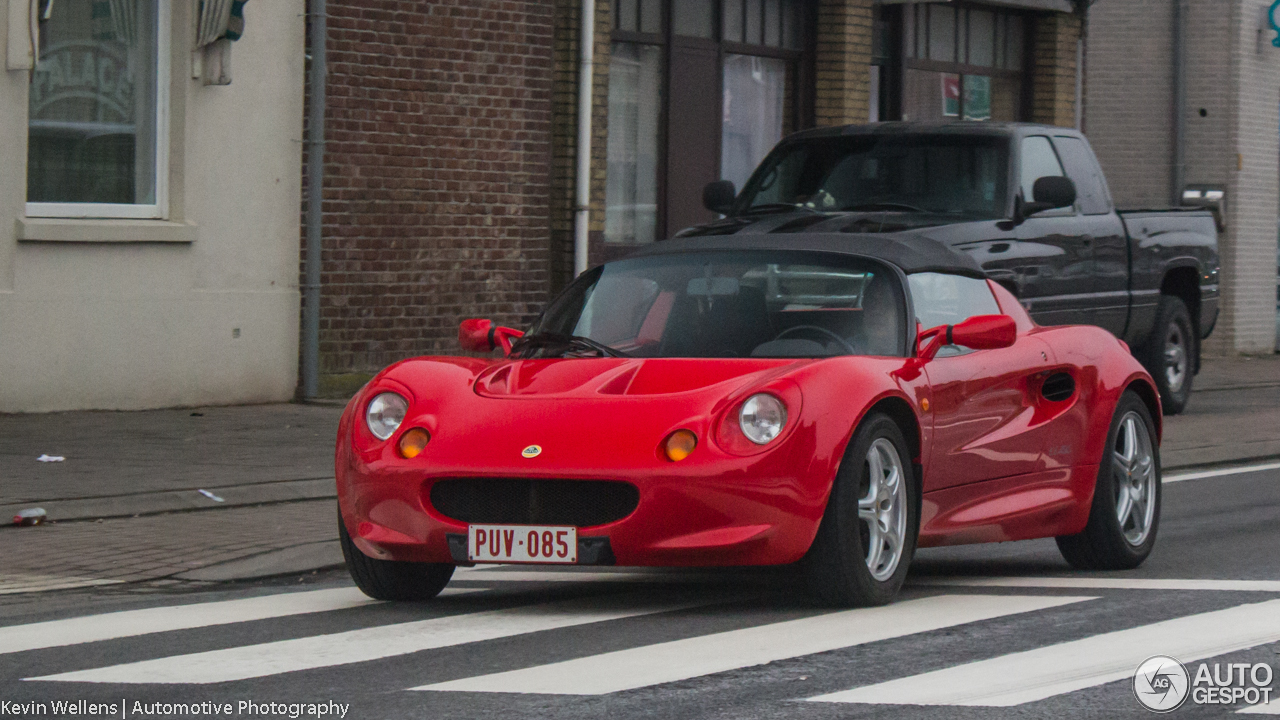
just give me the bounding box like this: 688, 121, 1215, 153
25, 0, 171, 220
898, 1, 1030, 122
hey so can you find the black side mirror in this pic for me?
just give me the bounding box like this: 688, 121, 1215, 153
703, 180, 736, 214
1034, 176, 1076, 208
1019, 176, 1077, 221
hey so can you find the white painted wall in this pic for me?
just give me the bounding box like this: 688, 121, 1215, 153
0, 1, 305, 412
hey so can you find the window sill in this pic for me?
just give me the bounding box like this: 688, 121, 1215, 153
16, 217, 198, 244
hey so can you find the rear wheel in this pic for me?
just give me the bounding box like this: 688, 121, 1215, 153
339, 509, 454, 600
1141, 295, 1195, 415
804, 413, 918, 607
1056, 391, 1161, 570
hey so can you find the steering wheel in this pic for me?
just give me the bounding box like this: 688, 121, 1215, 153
773, 325, 859, 355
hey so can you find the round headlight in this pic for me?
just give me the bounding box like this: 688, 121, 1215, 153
739, 393, 787, 445
366, 392, 408, 441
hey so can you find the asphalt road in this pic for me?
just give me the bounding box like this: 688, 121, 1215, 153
2, 463, 1279, 720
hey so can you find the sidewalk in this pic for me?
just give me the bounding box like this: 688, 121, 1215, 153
1, 353, 1277, 596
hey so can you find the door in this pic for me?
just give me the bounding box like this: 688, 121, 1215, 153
1013, 135, 1092, 327
663, 40, 721, 237
909, 272, 1054, 490
1053, 135, 1130, 337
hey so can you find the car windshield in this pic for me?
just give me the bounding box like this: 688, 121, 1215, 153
525, 251, 907, 359
737, 135, 1010, 219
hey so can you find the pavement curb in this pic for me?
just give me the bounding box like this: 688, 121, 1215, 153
1, 478, 337, 524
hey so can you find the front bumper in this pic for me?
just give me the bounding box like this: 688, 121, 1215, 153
337, 455, 829, 568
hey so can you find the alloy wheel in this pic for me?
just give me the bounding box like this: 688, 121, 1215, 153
1163, 324, 1188, 394
1112, 411, 1157, 547
859, 438, 908, 581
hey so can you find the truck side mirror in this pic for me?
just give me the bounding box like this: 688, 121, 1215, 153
703, 180, 736, 214
1019, 176, 1077, 221
1033, 176, 1076, 209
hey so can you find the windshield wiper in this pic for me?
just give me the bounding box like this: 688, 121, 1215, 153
840, 202, 930, 213
511, 332, 631, 359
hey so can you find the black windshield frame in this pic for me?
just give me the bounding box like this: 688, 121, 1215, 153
527, 250, 918, 360
733, 134, 1014, 220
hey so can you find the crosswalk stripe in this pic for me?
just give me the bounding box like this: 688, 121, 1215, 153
914, 577, 1280, 593
28, 594, 710, 685
1165, 461, 1280, 484
410, 594, 1092, 695
1238, 703, 1280, 714
0, 587, 380, 656
807, 598, 1280, 707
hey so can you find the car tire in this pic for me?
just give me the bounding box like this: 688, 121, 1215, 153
1056, 391, 1161, 570
339, 509, 454, 601
804, 413, 919, 607
1140, 295, 1195, 415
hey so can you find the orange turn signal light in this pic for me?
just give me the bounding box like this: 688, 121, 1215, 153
664, 429, 697, 462
398, 427, 431, 458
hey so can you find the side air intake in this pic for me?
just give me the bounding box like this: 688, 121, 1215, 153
1041, 372, 1076, 402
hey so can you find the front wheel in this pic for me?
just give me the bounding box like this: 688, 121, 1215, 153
339, 508, 454, 600
1056, 391, 1161, 570
804, 413, 919, 607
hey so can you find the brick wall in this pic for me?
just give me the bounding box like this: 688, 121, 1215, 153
1085, 0, 1278, 355
1216, 0, 1280, 354
1083, 0, 1175, 208
1029, 10, 1080, 128
305, 1, 556, 378
814, 0, 874, 127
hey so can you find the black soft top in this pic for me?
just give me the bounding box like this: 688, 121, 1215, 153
628, 232, 988, 280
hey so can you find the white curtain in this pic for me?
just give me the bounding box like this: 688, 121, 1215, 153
720, 54, 786, 192
196, 0, 233, 47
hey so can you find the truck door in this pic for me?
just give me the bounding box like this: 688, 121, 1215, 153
1013, 136, 1092, 327
1052, 135, 1129, 337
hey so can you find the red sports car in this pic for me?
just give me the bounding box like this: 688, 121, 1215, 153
336, 234, 1162, 607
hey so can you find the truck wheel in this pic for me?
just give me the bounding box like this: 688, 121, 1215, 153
339, 509, 454, 600
804, 413, 918, 607
1141, 295, 1194, 415
1056, 391, 1161, 570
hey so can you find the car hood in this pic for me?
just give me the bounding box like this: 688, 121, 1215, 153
473, 358, 812, 399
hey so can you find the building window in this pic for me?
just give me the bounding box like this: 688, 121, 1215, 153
26, 0, 169, 219
605, 42, 663, 245
901, 3, 1025, 123
604, 0, 808, 246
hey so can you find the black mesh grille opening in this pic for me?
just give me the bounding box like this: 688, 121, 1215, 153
428, 478, 640, 527
1042, 372, 1077, 402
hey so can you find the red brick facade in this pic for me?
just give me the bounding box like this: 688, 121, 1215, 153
304, 1, 556, 379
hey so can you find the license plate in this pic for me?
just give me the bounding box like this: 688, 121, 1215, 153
468, 524, 578, 564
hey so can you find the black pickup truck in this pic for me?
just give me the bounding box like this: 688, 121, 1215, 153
686, 122, 1220, 414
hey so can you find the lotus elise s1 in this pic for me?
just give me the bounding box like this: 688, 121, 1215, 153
336, 233, 1163, 607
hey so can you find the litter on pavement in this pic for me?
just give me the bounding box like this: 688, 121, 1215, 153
13, 508, 47, 526
36, 454, 65, 462
198, 489, 226, 502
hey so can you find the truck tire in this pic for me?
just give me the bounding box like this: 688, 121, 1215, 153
804, 413, 918, 607
1056, 391, 1161, 570
1140, 295, 1194, 415
339, 509, 454, 601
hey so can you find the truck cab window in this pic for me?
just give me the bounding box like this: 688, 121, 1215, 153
1019, 136, 1066, 203
1053, 136, 1113, 215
